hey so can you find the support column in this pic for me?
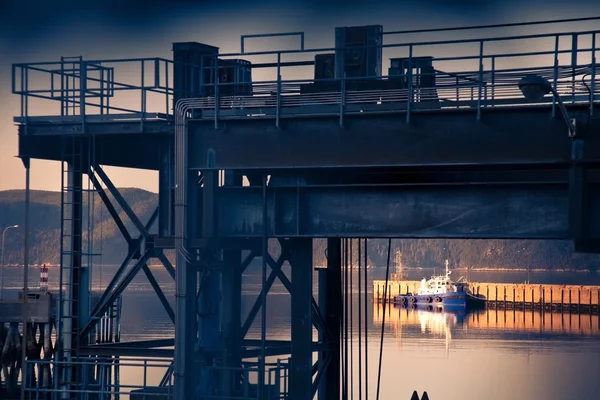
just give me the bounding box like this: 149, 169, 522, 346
197, 170, 221, 396
221, 171, 243, 396
289, 238, 313, 400
570, 138, 589, 252
174, 173, 199, 400
324, 238, 342, 400
158, 144, 171, 237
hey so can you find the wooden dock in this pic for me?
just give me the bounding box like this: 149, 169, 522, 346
372, 280, 600, 314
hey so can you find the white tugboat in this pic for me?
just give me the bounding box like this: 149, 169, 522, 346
395, 260, 486, 308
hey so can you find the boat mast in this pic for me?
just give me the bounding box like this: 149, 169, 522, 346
445, 259, 449, 276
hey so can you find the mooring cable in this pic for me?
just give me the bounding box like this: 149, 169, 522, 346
343, 238, 349, 400
375, 239, 392, 400
350, 239, 354, 400
358, 239, 362, 400
364, 239, 368, 400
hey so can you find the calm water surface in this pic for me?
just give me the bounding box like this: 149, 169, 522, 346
2, 265, 599, 400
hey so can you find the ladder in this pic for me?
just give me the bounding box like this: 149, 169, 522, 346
53, 55, 104, 398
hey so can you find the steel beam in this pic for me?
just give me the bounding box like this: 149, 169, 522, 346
289, 238, 313, 400
187, 107, 600, 170
214, 183, 600, 239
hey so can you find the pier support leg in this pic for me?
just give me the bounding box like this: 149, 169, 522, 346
221, 171, 243, 397
197, 170, 221, 396
290, 238, 313, 400
326, 238, 342, 400
174, 173, 201, 400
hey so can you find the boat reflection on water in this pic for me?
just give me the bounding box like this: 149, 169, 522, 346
372, 301, 600, 346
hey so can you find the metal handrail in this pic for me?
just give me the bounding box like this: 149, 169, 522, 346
11, 23, 600, 127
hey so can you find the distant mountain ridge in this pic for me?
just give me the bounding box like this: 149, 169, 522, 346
0, 189, 598, 270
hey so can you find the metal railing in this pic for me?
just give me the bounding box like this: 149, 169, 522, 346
197, 28, 599, 125
24, 357, 172, 399
11, 20, 600, 129
12, 57, 174, 130
22, 357, 290, 400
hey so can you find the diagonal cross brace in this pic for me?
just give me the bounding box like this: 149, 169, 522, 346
81, 250, 152, 339
88, 169, 132, 244
266, 253, 330, 340
80, 208, 158, 338
155, 249, 176, 280
94, 164, 150, 238
240, 250, 257, 274
142, 264, 175, 323
241, 248, 289, 338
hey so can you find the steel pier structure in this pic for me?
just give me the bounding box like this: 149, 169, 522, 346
9, 17, 600, 400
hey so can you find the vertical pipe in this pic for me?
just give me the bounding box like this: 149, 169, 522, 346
158, 145, 171, 237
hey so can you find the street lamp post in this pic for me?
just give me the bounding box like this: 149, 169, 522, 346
1, 224, 19, 300
519, 74, 591, 250
518, 75, 578, 137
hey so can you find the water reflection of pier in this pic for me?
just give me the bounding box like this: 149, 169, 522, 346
372, 303, 600, 341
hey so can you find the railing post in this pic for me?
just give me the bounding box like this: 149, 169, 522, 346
276, 52, 281, 129
591, 33, 596, 117
406, 44, 413, 124
141, 60, 145, 132
165, 60, 170, 116
491, 56, 495, 106
571, 33, 578, 103
214, 55, 219, 130
80, 61, 87, 132
477, 40, 484, 121
339, 73, 346, 128
455, 76, 459, 108
552, 35, 560, 118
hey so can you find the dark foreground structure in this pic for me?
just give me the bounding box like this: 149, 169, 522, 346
3, 16, 600, 400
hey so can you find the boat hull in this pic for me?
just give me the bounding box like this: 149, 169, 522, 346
394, 291, 486, 309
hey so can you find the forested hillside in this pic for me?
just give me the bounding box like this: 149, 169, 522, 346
1, 189, 598, 270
